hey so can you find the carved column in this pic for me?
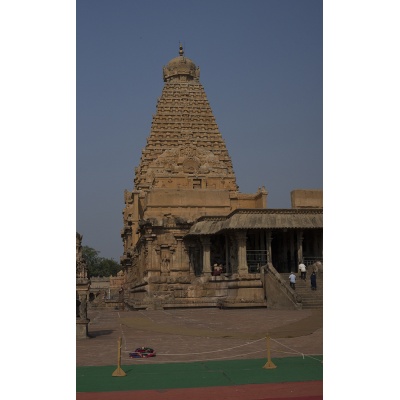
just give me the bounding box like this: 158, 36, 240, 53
235, 231, 248, 275
173, 236, 184, 271
225, 234, 230, 273
265, 231, 272, 264
259, 231, 266, 265
200, 236, 211, 275
297, 230, 304, 263
313, 231, 319, 257
146, 234, 159, 277
78, 292, 88, 320
289, 230, 295, 271
132, 190, 140, 246
76, 232, 90, 339
282, 231, 288, 271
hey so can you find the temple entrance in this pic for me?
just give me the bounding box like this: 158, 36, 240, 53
189, 246, 203, 276
246, 231, 268, 273
210, 235, 228, 273
270, 228, 323, 272
302, 228, 323, 265
270, 230, 297, 273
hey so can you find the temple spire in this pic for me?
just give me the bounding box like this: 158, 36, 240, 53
179, 43, 184, 56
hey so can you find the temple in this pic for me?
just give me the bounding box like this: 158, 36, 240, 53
121, 45, 322, 310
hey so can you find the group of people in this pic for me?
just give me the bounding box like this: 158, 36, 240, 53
288, 262, 317, 291
212, 263, 223, 277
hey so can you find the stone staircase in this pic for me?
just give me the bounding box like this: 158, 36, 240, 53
280, 272, 323, 309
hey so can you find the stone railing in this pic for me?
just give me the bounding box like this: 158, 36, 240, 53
261, 263, 302, 310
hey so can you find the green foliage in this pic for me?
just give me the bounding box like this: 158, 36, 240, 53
82, 246, 121, 277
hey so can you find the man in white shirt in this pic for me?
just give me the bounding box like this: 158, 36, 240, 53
298, 262, 307, 280
289, 272, 296, 290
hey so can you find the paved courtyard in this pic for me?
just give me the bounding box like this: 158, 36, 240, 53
77, 307, 322, 367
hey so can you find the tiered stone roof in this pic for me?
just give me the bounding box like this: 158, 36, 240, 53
134, 45, 238, 192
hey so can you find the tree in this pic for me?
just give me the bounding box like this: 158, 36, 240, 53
82, 246, 121, 277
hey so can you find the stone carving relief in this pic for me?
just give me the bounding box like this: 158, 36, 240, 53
160, 248, 171, 273
124, 190, 133, 204
76, 232, 88, 279
182, 158, 200, 174
145, 145, 233, 185
78, 294, 87, 320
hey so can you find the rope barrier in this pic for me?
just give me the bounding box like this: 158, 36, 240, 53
270, 349, 301, 355
120, 335, 322, 364
122, 349, 267, 363
114, 311, 322, 364
270, 337, 322, 363
154, 337, 266, 356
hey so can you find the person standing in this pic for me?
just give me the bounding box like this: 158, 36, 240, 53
212, 263, 222, 280
289, 272, 296, 290
310, 271, 317, 290
298, 262, 307, 280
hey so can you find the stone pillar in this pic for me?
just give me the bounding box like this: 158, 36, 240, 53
282, 232, 288, 271
297, 230, 304, 263
313, 231, 319, 257
265, 231, 272, 264
259, 231, 266, 264
200, 237, 211, 276
225, 234, 230, 273
235, 231, 248, 275
132, 190, 140, 246
146, 234, 159, 277
174, 236, 184, 270
76, 280, 90, 339
76, 232, 90, 339
289, 231, 295, 271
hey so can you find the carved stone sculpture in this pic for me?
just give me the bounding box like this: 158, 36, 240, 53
76, 232, 91, 338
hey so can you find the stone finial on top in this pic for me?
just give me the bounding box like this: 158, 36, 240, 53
163, 45, 198, 82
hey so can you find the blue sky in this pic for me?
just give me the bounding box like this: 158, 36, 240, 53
76, 0, 322, 260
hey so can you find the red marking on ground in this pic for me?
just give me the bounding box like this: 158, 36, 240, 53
77, 380, 322, 400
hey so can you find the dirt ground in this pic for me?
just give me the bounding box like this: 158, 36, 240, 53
77, 307, 323, 366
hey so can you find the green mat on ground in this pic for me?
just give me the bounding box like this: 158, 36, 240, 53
77, 356, 323, 393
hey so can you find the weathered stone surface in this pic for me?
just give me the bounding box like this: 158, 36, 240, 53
120, 46, 322, 310
291, 189, 323, 208
76, 232, 91, 338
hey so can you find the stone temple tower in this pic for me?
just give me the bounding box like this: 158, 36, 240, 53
121, 45, 268, 310
134, 44, 238, 194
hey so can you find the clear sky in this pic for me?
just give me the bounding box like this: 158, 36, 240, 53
76, 0, 322, 260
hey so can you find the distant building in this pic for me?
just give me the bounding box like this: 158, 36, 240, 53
121, 45, 322, 310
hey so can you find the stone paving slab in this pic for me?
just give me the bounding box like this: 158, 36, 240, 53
76, 307, 322, 367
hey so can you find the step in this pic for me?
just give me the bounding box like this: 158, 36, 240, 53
280, 273, 323, 309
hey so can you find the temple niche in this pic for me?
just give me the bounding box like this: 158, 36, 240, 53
76, 232, 91, 338
121, 45, 322, 310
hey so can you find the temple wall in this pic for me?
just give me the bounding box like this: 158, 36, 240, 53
90, 277, 110, 290
237, 192, 267, 209
145, 189, 231, 208
291, 190, 322, 208
142, 189, 233, 220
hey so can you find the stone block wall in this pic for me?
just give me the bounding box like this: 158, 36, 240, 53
291, 190, 322, 208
